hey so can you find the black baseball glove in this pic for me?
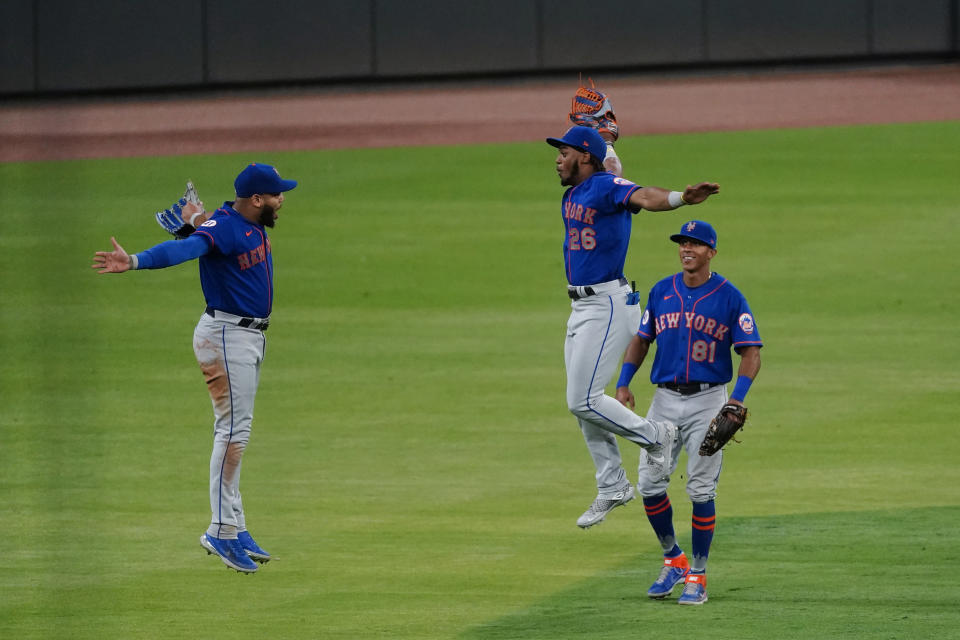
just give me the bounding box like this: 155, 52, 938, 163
699, 402, 748, 456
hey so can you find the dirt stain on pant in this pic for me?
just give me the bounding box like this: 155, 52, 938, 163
199, 360, 230, 414
221, 441, 245, 483
195, 337, 231, 415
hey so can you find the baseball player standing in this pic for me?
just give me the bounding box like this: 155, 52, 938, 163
546, 125, 720, 528
92, 163, 297, 574
616, 220, 762, 604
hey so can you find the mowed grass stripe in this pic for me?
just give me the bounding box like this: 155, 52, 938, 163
0, 121, 957, 638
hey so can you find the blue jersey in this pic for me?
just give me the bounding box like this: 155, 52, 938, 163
193, 202, 274, 318
560, 172, 641, 286
636, 272, 762, 384
134, 203, 273, 317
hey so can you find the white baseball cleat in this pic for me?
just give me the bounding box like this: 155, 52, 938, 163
576, 484, 635, 528
644, 422, 678, 481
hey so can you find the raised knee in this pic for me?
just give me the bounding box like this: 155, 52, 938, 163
568, 398, 596, 419
568, 388, 602, 414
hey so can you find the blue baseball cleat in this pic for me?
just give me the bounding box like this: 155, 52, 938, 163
677, 572, 708, 605
647, 552, 690, 599
237, 530, 271, 563
200, 533, 259, 573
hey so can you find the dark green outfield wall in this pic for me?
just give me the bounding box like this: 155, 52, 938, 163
2, 0, 957, 96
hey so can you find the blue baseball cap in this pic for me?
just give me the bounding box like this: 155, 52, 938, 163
546, 125, 607, 164
670, 220, 717, 249
234, 163, 298, 198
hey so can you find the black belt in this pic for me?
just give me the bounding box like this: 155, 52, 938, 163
568, 277, 629, 300
658, 382, 719, 395
205, 307, 270, 331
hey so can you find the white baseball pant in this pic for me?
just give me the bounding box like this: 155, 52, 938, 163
193, 312, 265, 539
637, 384, 727, 501
564, 279, 665, 498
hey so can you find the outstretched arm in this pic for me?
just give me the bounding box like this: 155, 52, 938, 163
91, 237, 133, 274
629, 182, 720, 212
92, 233, 210, 274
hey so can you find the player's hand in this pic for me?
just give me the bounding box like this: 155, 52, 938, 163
183, 199, 204, 218
156, 199, 205, 239
615, 387, 635, 409
91, 236, 132, 274
682, 182, 720, 205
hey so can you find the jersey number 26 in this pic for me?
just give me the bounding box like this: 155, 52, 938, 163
569, 227, 596, 250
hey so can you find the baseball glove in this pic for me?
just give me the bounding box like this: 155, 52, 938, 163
569, 78, 619, 142
155, 180, 202, 239
699, 402, 748, 456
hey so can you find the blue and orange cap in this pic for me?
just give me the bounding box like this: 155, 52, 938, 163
235, 163, 298, 198
546, 125, 607, 164
670, 220, 717, 249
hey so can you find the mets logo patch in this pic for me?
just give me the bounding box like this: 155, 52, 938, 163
642, 309, 650, 326
613, 177, 636, 186
738, 313, 755, 334
200, 220, 217, 228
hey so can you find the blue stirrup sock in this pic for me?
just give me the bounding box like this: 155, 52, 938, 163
643, 493, 678, 554
691, 500, 716, 571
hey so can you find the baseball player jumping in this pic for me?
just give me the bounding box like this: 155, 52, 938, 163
92, 163, 297, 573
616, 220, 762, 605
546, 125, 719, 529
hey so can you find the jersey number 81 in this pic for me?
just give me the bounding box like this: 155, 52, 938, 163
691, 340, 717, 363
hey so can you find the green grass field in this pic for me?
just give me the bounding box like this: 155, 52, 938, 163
1, 121, 959, 639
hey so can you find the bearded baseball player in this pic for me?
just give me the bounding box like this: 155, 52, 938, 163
616, 220, 762, 605
546, 125, 720, 529
92, 163, 297, 573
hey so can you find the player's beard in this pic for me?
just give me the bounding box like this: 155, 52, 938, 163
258, 204, 276, 228
560, 165, 579, 186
